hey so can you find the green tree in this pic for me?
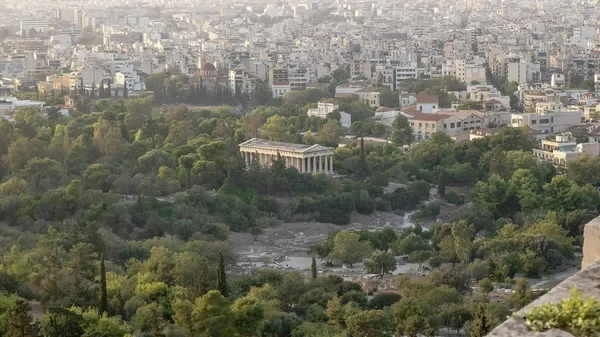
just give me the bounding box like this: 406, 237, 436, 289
346, 310, 392, 337
232, 296, 265, 336
567, 154, 600, 185
469, 305, 491, 337
408, 250, 431, 270
132, 303, 166, 337
377, 87, 399, 108
329, 231, 372, 267
217, 252, 228, 297
317, 119, 344, 147
311, 256, 318, 279
99, 254, 108, 315
364, 250, 397, 278
178, 153, 198, 189
192, 290, 234, 337
2, 300, 41, 337
261, 115, 294, 142
391, 114, 413, 146
42, 307, 84, 337
451, 221, 475, 264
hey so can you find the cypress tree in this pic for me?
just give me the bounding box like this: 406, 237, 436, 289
90, 82, 96, 98
199, 262, 208, 297
123, 86, 128, 99
98, 80, 104, 98
311, 256, 317, 279
106, 80, 111, 98
470, 305, 489, 337
359, 136, 367, 177
438, 168, 446, 197
99, 254, 108, 315
216, 252, 228, 297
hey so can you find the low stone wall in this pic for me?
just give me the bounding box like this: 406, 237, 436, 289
488, 216, 600, 337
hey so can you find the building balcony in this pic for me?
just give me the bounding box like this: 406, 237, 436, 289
488, 217, 600, 337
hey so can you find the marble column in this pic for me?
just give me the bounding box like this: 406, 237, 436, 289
316, 156, 320, 173
325, 155, 329, 172
329, 155, 333, 173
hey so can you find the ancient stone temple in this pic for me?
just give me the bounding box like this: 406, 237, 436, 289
238, 138, 334, 174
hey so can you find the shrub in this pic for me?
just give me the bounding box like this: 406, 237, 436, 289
413, 203, 441, 220
518, 288, 600, 337
428, 255, 443, 269
478, 278, 494, 293
369, 292, 402, 309
445, 191, 462, 205
374, 197, 389, 211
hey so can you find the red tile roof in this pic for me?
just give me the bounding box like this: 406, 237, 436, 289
405, 111, 450, 122
590, 127, 600, 136
416, 93, 439, 104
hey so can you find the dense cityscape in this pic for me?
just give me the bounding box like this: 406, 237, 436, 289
1, 0, 600, 336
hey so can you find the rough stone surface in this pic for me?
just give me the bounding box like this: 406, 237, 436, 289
488, 262, 600, 337
582, 217, 600, 269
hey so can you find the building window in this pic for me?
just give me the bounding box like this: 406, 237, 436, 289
540, 119, 550, 124
419, 105, 423, 111
457, 122, 461, 127
450, 123, 455, 128
419, 123, 422, 127
444, 124, 447, 128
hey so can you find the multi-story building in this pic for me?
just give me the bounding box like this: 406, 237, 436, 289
533, 133, 600, 166
114, 68, 145, 92
507, 61, 541, 83
511, 110, 582, 135
229, 69, 256, 97
307, 102, 352, 128
404, 110, 485, 141
335, 83, 380, 108
373, 65, 395, 90
272, 82, 291, 98
3, 39, 46, 53
20, 20, 49, 33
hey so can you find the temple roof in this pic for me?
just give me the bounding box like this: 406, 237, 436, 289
239, 138, 332, 153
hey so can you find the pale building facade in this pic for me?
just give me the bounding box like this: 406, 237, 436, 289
239, 138, 334, 174
533, 133, 600, 166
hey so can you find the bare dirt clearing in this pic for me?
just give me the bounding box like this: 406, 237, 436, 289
228, 210, 424, 278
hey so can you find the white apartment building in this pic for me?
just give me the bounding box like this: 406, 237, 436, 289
394, 63, 424, 90
307, 102, 352, 128
114, 67, 145, 92
507, 61, 541, 83
464, 64, 487, 84
20, 20, 49, 33
229, 69, 256, 96
272, 82, 291, 98
511, 110, 582, 135
70, 66, 108, 91
551, 73, 565, 88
